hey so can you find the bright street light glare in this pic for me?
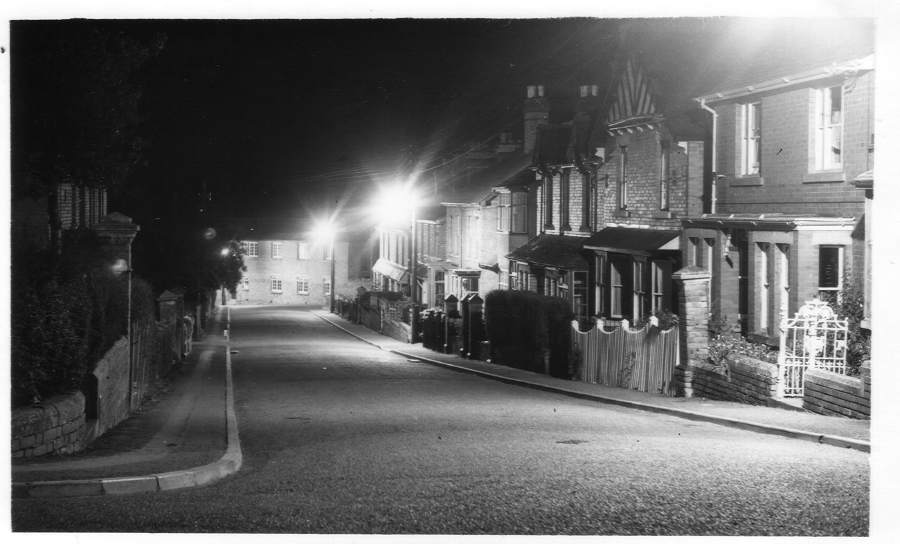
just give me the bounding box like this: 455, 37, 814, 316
371, 181, 420, 227
311, 219, 336, 243
220, 247, 231, 257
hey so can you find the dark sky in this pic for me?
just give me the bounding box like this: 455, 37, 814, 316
11, 17, 876, 225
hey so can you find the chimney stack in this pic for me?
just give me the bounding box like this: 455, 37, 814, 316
523, 84, 549, 155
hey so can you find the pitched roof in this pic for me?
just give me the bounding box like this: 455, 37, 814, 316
440, 153, 533, 205
506, 234, 589, 270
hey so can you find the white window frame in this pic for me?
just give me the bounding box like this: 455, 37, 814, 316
610, 258, 624, 319
271, 276, 283, 294
271, 241, 283, 259
740, 101, 761, 176
618, 146, 628, 209
659, 142, 670, 211
297, 241, 309, 260
245, 241, 259, 258
323, 276, 331, 296
818, 245, 844, 305
814, 85, 843, 171
240, 277, 250, 291
296, 277, 310, 295
777, 244, 790, 322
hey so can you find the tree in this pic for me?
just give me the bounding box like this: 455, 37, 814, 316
12, 21, 166, 198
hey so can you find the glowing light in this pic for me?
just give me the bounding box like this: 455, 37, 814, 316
220, 247, 231, 257
371, 180, 421, 228
311, 218, 336, 243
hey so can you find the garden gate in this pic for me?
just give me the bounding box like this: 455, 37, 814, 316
777, 298, 848, 397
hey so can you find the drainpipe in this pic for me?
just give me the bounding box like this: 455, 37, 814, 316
699, 98, 718, 214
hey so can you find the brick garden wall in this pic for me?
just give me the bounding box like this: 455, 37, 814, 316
689, 354, 779, 405
12, 392, 88, 458
803, 362, 870, 419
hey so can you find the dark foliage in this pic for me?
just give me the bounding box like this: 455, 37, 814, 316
484, 289, 574, 377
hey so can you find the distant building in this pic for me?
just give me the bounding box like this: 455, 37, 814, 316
685, 51, 874, 342
230, 220, 353, 306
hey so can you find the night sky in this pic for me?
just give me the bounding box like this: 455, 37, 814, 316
11, 17, 876, 225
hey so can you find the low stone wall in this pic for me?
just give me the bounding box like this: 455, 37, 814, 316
688, 354, 779, 405
12, 392, 88, 458
92, 336, 131, 437
803, 362, 870, 419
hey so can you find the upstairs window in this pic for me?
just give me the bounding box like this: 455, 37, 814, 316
271, 241, 282, 259
297, 241, 309, 260
244, 241, 259, 258
497, 193, 510, 232
740, 102, 761, 176
814, 85, 843, 171
511, 192, 527, 233
323, 277, 331, 296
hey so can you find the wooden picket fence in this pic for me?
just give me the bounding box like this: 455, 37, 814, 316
571, 318, 680, 396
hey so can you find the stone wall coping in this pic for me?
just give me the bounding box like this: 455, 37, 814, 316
672, 266, 710, 280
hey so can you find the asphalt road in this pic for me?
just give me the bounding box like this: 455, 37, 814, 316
12, 306, 869, 535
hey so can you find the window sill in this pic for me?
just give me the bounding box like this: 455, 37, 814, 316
730, 175, 764, 187
802, 170, 845, 184
613, 209, 631, 218
652, 211, 674, 220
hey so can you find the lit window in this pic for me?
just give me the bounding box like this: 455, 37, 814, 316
271, 276, 283, 294
511, 191, 527, 233
245, 241, 259, 258
297, 242, 309, 260
814, 85, 843, 170
271, 241, 282, 259
497, 193, 510, 232
740, 102, 761, 176
296, 277, 309, 295
240, 277, 250, 291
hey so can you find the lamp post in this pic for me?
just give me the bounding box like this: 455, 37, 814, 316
372, 181, 420, 343
312, 219, 337, 314
220, 247, 230, 306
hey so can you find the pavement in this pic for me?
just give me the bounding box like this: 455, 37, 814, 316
11, 306, 869, 499
11, 306, 242, 499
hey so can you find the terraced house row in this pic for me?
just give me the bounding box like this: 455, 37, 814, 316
373, 37, 874, 346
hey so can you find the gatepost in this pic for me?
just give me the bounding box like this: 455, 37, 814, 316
672, 266, 710, 398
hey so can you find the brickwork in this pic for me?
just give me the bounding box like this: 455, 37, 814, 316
714, 71, 871, 217
236, 238, 350, 306
673, 267, 710, 365
12, 392, 88, 458
690, 355, 779, 405
803, 361, 870, 419
596, 128, 702, 230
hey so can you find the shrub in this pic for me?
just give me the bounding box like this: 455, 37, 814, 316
836, 274, 870, 376
484, 289, 574, 377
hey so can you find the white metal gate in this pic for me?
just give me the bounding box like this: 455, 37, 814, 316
777, 298, 848, 397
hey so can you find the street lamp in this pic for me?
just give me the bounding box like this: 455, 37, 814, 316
220, 246, 231, 306
372, 181, 421, 343
312, 219, 337, 314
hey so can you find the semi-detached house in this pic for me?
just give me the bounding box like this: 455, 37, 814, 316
684, 50, 874, 343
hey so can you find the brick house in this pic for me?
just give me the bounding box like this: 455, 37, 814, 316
506, 84, 601, 321
232, 221, 350, 306
510, 63, 706, 325
684, 51, 874, 343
